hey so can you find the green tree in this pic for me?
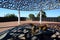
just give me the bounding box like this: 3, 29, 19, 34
37, 10, 46, 20
4, 14, 17, 18
58, 16, 60, 18
29, 14, 35, 20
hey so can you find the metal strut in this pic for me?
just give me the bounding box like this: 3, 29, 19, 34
40, 10, 42, 24
18, 10, 20, 25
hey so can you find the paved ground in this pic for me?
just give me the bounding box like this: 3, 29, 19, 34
0, 21, 60, 32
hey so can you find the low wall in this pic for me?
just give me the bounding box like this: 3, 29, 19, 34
0, 17, 26, 22
32, 17, 60, 22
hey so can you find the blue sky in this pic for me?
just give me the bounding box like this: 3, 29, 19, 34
0, 8, 60, 17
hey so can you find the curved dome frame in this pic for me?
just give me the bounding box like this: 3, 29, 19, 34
0, 0, 60, 11
0, 0, 60, 24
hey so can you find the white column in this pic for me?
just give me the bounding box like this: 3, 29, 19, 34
18, 10, 20, 25
40, 11, 42, 24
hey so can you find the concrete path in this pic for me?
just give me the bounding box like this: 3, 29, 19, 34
0, 21, 60, 32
